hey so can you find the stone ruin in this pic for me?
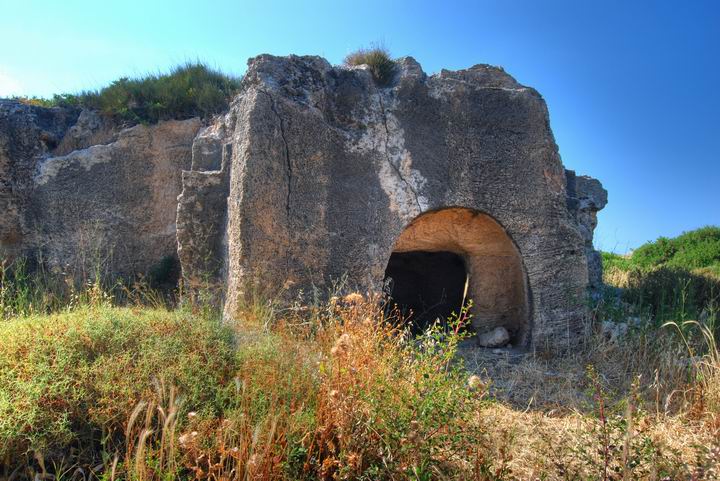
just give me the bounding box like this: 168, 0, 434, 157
0, 54, 607, 351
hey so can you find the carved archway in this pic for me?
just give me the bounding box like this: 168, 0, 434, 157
384, 208, 531, 346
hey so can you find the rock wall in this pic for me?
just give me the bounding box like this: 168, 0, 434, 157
176, 55, 608, 350
1, 54, 607, 351
0, 99, 201, 280
0, 101, 79, 261
176, 122, 231, 293
565, 170, 608, 295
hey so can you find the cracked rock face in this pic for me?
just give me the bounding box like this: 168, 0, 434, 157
0, 99, 201, 278
177, 54, 607, 350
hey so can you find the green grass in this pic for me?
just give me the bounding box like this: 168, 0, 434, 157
601, 251, 633, 271
344, 46, 397, 86
16, 62, 241, 124
1, 289, 718, 479
0, 292, 486, 479
0, 305, 236, 462
2, 295, 717, 480
601, 226, 720, 326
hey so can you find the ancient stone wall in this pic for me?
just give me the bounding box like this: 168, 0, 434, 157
176, 55, 607, 349
0, 100, 200, 280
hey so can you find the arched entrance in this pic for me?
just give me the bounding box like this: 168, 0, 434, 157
383, 208, 531, 346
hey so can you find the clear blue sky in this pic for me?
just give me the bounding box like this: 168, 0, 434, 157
1, 0, 718, 252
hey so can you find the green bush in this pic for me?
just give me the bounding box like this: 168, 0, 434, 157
616, 266, 718, 322
630, 226, 720, 271
0, 306, 236, 460
344, 46, 397, 86
601, 251, 632, 271
17, 62, 241, 124
602, 226, 720, 326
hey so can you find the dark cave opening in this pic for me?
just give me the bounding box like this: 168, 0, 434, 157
383, 250, 469, 334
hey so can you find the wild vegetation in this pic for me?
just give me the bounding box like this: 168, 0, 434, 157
15, 62, 241, 124
1, 227, 719, 480
602, 226, 720, 330
344, 46, 396, 86
12, 48, 400, 125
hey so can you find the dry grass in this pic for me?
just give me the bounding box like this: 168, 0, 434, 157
1, 287, 719, 479
112, 298, 720, 479
344, 46, 396, 86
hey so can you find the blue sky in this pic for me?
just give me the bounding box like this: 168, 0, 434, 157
1, 0, 718, 252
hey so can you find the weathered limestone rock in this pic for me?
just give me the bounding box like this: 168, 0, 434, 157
0, 99, 201, 279
477, 326, 511, 348
176, 54, 608, 350
0, 100, 79, 261
566, 170, 608, 293
32, 119, 201, 278
176, 122, 231, 293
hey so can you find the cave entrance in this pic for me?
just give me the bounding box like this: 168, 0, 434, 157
383, 208, 531, 347
384, 251, 469, 334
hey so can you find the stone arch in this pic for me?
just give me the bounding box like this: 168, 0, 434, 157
383, 207, 531, 346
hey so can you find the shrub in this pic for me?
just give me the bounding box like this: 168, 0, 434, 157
630, 226, 720, 271
174, 298, 485, 480
16, 62, 241, 124
609, 265, 719, 322
344, 46, 397, 86
0, 306, 235, 462
602, 226, 720, 327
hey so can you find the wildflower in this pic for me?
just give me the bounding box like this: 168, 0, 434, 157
343, 292, 364, 305
331, 333, 351, 356
467, 375, 484, 391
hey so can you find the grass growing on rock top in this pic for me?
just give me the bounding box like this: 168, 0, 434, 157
16, 62, 241, 124
344, 46, 397, 86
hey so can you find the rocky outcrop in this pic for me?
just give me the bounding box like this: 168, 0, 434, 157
176, 54, 608, 350
1, 54, 607, 352
0, 99, 201, 279
0, 101, 79, 261
32, 118, 201, 278
565, 170, 608, 293
176, 123, 231, 293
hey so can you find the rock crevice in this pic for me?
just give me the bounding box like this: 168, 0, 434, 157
259, 89, 293, 221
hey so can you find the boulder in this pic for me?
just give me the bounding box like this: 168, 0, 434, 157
0, 54, 608, 353
477, 327, 511, 348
